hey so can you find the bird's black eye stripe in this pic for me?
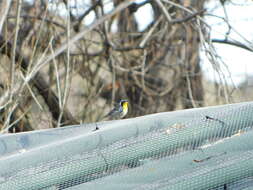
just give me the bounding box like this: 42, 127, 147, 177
119, 100, 128, 106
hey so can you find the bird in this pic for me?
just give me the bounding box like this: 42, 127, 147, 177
94, 99, 129, 131
103, 99, 129, 120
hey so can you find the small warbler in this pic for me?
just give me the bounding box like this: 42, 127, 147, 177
94, 99, 129, 131
103, 99, 129, 120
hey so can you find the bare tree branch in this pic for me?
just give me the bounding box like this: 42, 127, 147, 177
211, 38, 253, 52
0, 0, 12, 34
0, 35, 77, 126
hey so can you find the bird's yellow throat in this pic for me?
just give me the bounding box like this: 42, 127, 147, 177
122, 102, 128, 110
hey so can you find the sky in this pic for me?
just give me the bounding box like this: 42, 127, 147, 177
201, 0, 253, 86
47, 0, 253, 86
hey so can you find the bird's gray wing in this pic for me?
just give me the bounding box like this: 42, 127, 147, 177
103, 107, 119, 118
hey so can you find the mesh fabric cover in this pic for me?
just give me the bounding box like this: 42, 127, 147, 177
1, 102, 253, 189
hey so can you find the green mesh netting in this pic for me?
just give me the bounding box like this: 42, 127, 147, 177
1, 102, 253, 189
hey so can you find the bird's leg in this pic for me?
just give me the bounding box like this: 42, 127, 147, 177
93, 123, 100, 131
